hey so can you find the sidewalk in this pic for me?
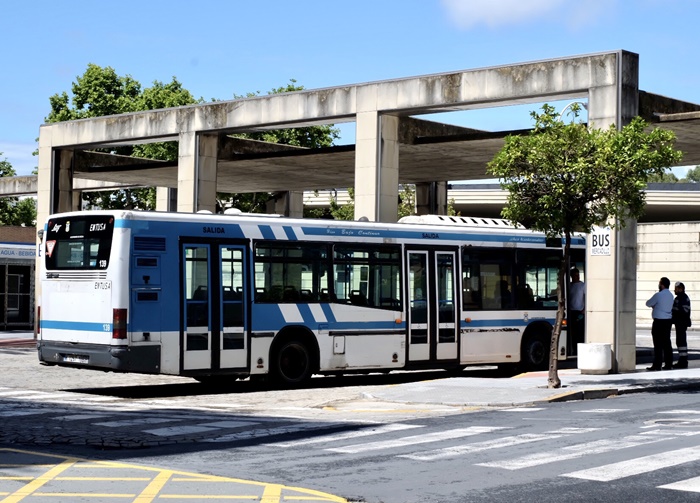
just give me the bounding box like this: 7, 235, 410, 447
366, 364, 700, 407
4, 330, 699, 407
0, 330, 35, 348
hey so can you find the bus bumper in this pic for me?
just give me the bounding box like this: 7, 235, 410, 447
38, 341, 160, 374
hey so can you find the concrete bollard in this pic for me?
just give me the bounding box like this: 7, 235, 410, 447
577, 343, 612, 375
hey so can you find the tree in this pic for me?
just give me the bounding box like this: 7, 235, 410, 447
0, 154, 36, 226
310, 184, 458, 221
46, 64, 200, 210
682, 165, 700, 183
219, 81, 340, 212
487, 103, 683, 388
647, 170, 679, 183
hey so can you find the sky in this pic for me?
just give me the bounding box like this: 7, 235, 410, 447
1, 0, 698, 177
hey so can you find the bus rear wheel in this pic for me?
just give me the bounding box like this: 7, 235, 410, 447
272, 338, 313, 386
521, 333, 549, 371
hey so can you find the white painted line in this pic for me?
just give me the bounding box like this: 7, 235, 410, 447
402, 427, 596, 462
0, 390, 46, 396
54, 414, 111, 421
94, 417, 178, 427
275, 423, 423, 447
0, 410, 50, 417
198, 420, 260, 428
203, 422, 347, 443
658, 410, 700, 415
562, 446, 700, 481
659, 475, 700, 493
402, 433, 555, 461
478, 434, 670, 470
145, 425, 220, 436
327, 427, 505, 454
501, 408, 546, 412
640, 429, 700, 436
576, 409, 630, 414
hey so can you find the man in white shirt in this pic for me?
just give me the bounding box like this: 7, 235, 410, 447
645, 276, 674, 371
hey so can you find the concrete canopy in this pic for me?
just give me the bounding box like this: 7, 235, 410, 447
55, 92, 700, 195
69, 121, 520, 193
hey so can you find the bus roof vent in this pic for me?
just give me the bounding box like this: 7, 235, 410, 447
134, 236, 166, 252
398, 215, 513, 228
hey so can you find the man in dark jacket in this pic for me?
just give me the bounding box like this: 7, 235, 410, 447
672, 281, 692, 369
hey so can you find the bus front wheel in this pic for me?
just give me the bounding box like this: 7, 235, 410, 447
521, 333, 549, 371
272, 338, 313, 386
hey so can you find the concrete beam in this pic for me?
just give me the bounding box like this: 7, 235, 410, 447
39, 51, 625, 148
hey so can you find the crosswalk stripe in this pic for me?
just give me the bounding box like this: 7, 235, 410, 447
274, 423, 424, 447
398, 427, 596, 462
658, 410, 700, 415
94, 417, 180, 427
327, 426, 506, 454
659, 475, 700, 493
203, 422, 347, 443
477, 433, 672, 470
562, 446, 700, 481
576, 409, 630, 414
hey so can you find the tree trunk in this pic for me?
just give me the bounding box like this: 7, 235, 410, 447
548, 233, 572, 388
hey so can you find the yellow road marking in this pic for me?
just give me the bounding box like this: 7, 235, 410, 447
261, 483, 283, 503
159, 496, 259, 500
1, 458, 76, 503
133, 469, 173, 503
55, 477, 152, 481
0, 449, 347, 502
35, 493, 135, 498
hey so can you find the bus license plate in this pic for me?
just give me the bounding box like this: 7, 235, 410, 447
63, 354, 89, 364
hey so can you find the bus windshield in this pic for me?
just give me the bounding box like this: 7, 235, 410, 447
44, 215, 115, 270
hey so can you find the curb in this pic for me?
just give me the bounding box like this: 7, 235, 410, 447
0, 338, 36, 348
542, 388, 619, 403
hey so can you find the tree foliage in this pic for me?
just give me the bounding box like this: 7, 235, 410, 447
647, 170, 679, 183
46, 64, 200, 210
220, 81, 340, 212
0, 154, 36, 226
682, 165, 700, 183
487, 103, 683, 388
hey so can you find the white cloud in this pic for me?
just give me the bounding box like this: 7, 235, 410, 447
441, 0, 567, 29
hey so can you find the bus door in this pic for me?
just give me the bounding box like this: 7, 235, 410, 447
218, 245, 247, 369
407, 249, 459, 363
182, 243, 249, 371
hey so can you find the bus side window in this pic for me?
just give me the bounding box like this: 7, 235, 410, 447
461, 261, 481, 310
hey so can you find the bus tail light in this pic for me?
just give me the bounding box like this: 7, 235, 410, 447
113, 308, 127, 340
35, 306, 41, 337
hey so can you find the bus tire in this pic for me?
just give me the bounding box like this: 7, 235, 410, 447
521, 333, 549, 371
271, 337, 314, 386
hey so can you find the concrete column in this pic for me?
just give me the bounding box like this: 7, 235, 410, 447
56, 150, 75, 214
415, 182, 448, 215
71, 190, 82, 211
267, 191, 304, 217
354, 112, 399, 222
156, 187, 177, 212
585, 51, 639, 372
177, 132, 218, 213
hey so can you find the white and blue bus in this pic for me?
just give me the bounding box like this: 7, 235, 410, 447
36, 210, 585, 385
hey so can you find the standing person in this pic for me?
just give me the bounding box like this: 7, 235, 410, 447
672, 281, 692, 369
645, 277, 674, 371
568, 268, 585, 345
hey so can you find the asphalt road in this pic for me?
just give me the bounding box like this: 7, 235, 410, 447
1, 333, 699, 502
